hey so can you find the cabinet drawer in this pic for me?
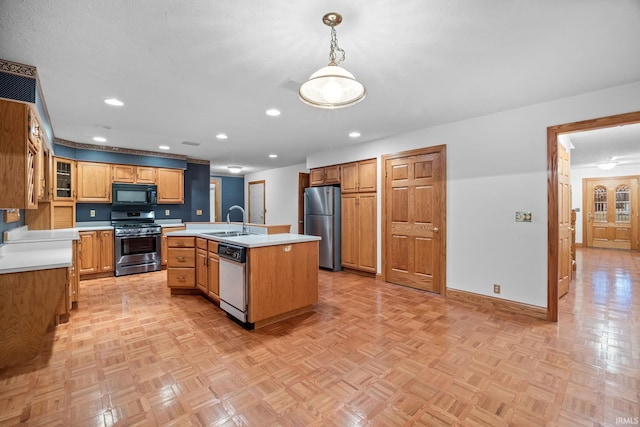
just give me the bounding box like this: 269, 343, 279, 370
168, 237, 195, 248
196, 238, 207, 250
207, 240, 218, 253
167, 248, 195, 267
167, 268, 195, 287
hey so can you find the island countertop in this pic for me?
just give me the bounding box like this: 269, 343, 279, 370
164, 229, 321, 248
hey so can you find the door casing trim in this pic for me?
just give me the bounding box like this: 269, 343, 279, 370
547, 111, 640, 321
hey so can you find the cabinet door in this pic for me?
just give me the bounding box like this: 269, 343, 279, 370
357, 193, 377, 272
53, 158, 76, 200
357, 159, 377, 192
208, 253, 220, 300
324, 165, 340, 184
112, 164, 136, 183
99, 230, 114, 272
136, 167, 157, 184
196, 248, 208, 294
341, 194, 358, 269
310, 168, 325, 186
78, 231, 98, 275
157, 168, 184, 203
77, 162, 111, 202
340, 163, 358, 193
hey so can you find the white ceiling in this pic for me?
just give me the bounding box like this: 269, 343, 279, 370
1, 1, 639, 175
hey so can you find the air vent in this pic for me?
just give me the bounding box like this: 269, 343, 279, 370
278, 79, 301, 92
182, 141, 200, 147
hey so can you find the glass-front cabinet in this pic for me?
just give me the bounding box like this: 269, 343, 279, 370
53, 157, 76, 200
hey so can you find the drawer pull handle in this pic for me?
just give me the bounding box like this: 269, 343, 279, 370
177, 276, 185, 280
177, 256, 186, 262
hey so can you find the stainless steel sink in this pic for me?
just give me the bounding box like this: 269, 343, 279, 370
204, 231, 251, 237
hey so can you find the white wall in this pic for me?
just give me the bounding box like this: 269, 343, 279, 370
570, 164, 640, 243
243, 163, 309, 233
304, 80, 640, 308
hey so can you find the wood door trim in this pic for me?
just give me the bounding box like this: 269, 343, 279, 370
547, 110, 640, 322
381, 144, 447, 295
210, 178, 222, 222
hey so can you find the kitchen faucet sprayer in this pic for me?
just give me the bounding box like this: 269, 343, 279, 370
227, 205, 247, 232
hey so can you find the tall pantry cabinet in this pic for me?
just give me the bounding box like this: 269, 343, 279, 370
341, 159, 377, 273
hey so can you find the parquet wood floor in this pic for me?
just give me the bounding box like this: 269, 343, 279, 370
0, 247, 638, 426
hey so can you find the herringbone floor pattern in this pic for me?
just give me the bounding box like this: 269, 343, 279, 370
0, 247, 638, 426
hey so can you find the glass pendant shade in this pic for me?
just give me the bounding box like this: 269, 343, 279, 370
299, 64, 366, 109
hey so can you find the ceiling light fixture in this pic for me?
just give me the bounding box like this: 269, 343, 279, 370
266, 109, 281, 117
93, 136, 107, 143
596, 159, 618, 170
104, 98, 124, 106
269, 154, 278, 158
216, 133, 228, 140
299, 12, 366, 109
158, 145, 170, 150
228, 166, 242, 174
349, 131, 361, 138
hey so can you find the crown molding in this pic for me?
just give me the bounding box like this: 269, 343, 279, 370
54, 138, 189, 160
0, 59, 37, 78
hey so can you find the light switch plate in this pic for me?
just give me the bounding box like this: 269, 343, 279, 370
89, 209, 96, 218
515, 211, 532, 222
165, 210, 170, 216
196, 209, 202, 216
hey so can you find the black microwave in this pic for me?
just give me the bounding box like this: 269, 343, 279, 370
112, 183, 157, 207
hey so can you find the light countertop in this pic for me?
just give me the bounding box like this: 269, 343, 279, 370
0, 240, 73, 274
165, 225, 321, 248
1, 226, 78, 274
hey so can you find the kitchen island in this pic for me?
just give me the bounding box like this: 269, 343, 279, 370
0, 227, 79, 368
165, 225, 321, 329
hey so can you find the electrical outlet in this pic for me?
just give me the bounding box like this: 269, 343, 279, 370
165, 210, 170, 216
89, 209, 96, 218
493, 284, 501, 294
196, 209, 202, 216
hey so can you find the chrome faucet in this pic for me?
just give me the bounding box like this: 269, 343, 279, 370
227, 205, 247, 232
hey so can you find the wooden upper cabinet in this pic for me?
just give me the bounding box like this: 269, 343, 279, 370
53, 157, 76, 200
157, 168, 184, 204
76, 162, 112, 203
136, 166, 157, 184
341, 159, 377, 193
310, 165, 340, 186
112, 164, 157, 184
0, 100, 40, 209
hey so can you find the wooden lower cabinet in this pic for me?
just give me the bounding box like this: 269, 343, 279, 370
78, 229, 114, 277
69, 240, 80, 308
247, 241, 319, 326
341, 193, 377, 273
161, 226, 186, 266
207, 246, 220, 302
195, 239, 208, 293
166, 236, 195, 288
0, 267, 67, 369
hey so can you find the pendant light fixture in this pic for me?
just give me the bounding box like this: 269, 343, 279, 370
299, 12, 366, 109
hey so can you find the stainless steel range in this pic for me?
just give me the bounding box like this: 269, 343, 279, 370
111, 210, 161, 276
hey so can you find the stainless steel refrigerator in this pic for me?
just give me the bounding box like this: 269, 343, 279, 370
304, 186, 342, 271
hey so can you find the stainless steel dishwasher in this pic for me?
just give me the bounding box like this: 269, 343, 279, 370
218, 243, 248, 324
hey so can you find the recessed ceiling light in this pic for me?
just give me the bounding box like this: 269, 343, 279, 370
216, 133, 228, 140
228, 166, 242, 173
269, 154, 278, 158
104, 98, 124, 106
266, 109, 281, 117
93, 136, 107, 143
349, 131, 361, 138
158, 145, 170, 150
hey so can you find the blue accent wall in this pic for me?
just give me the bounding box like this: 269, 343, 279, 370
0, 210, 25, 244
217, 176, 245, 222
185, 163, 210, 222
